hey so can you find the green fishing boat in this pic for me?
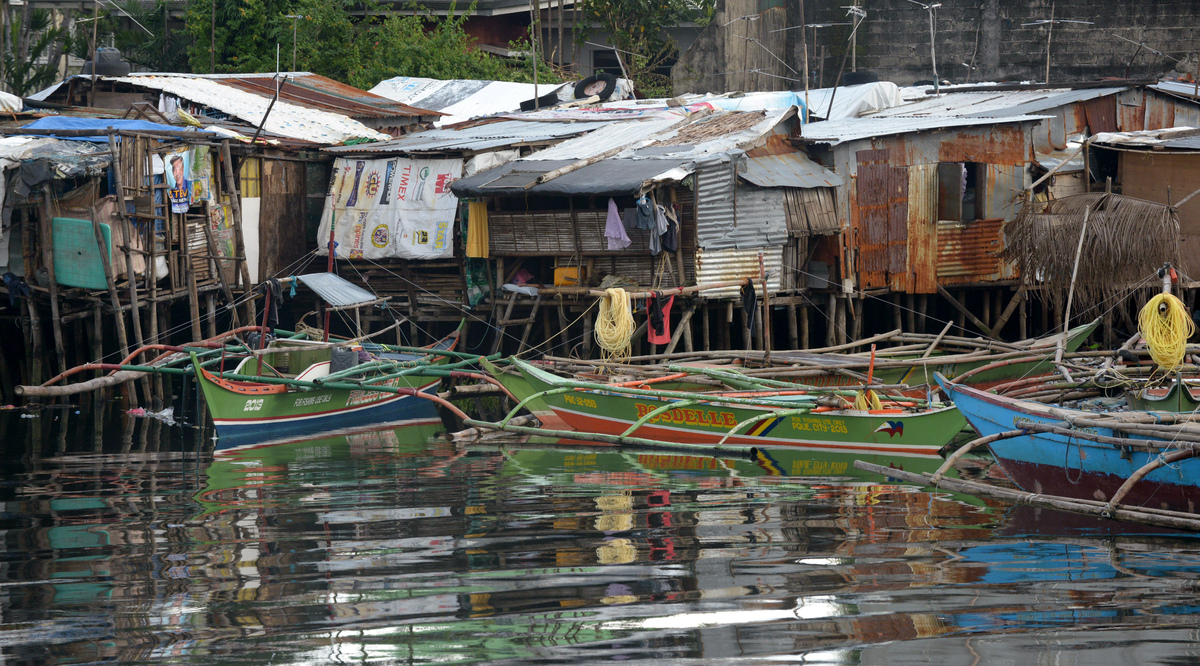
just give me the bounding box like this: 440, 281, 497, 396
504, 359, 966, 456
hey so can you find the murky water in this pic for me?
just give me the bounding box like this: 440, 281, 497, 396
3, 405, 1200, 665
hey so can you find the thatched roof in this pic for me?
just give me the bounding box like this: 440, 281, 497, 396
1004, 193, 1180, 316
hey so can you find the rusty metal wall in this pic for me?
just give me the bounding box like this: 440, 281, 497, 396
856, 148, 891, 289
1117, 89, 1200, 132
936, 218, 1005, 285
694, 153, 739, 251
907, 164, 938, 294
695, 247, 783, 299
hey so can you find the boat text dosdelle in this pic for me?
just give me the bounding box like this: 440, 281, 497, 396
633, 403, 738, 428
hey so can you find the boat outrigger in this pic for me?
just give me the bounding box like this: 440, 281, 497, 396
468, 358, 966, 457
17, 273, 485, 446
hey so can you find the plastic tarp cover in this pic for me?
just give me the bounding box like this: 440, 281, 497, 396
0, 90, 21, 113
17, 117, 212, 143
802, 82, 903, 120
296, 273, 378, 308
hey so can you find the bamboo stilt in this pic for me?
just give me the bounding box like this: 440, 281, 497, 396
39, 183, 67, 375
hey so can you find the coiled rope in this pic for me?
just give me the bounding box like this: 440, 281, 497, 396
1138, 292, 1195, 371
595, 288, 635, 363
853, 389, 883, 411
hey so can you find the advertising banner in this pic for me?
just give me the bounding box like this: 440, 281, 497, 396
317, 156, 462, 260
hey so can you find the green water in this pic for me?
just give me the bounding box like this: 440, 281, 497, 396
2, 405, 1200, 664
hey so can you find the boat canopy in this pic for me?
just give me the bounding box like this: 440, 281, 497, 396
296, 273, 378, 308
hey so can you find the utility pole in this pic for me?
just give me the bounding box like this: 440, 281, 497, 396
285, 14, 302, 71
906, 0, 941, 94
1022, 4, 1092, 85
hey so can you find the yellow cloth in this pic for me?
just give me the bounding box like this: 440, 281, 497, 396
466, 201, 489, 258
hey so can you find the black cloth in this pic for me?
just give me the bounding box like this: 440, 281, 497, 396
256, 278, 283, 330
648, 291, 667, 337
635, 195, 655, 230
3, 272, 29, 307
662, 206, 679, 253
741, 282, 757, 336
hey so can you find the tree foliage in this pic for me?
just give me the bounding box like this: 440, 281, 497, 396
574, 0, 712, 96
67, 0, 191, 72
184, 0, 561, 89
4, 9, 67, 96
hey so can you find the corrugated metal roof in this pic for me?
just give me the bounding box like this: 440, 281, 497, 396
324, 119, 611, 154
523, 114, 686, 161
799, 115, 1046, 145
876, 87, 1127, 118
1150, 80, 1200, 100
451, 157, 691, 196
1091, 127, 1200, 147
297, 272, 378, 307
695, 247, 783, 299
109, 75, 390, 144
213, 73, 437, 120
738, 152, 844, 188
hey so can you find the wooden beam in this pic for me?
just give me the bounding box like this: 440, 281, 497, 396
936, 283, 997, 339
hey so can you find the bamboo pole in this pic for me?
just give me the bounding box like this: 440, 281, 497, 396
855, 460, 1200, 532
39, 183, 67, 375
107, 131, 150, 402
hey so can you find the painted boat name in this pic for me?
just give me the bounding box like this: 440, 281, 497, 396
634, 403, 738, 428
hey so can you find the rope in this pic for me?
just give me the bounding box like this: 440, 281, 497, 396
595, 288, 635, 363
1138, 293, 1195, 371
853, 388, 883, 411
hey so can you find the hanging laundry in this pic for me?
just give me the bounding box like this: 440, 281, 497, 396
741, 281, 758, 336
635, 195, 656, 230
649, 204, 670, 255
605, 198, 631, 250
662, 204, 679, 253
466, 200, 490, 258
647, 293, 675, 345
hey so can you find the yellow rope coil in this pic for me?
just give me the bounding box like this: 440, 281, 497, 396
595, 288, 635, 363
1138, 292, 1196, 371
853, 388, 883, 411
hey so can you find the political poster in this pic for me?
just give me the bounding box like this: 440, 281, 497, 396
165, 148, 193, 213
316, 156, 462, 260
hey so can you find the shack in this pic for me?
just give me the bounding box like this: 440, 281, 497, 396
797, 114, 1043, 341
446, 97, 850, 355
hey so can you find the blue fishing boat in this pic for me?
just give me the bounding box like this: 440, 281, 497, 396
937, 374, 1200, 515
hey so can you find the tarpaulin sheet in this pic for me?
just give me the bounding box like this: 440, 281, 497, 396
17, 117, 213, 142
317, 156, 463, 260
296, 273, 378, 308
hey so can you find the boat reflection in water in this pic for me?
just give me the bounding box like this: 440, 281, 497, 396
3, 409, 1200, 664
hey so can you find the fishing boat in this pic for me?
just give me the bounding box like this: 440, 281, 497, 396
1125, 376, 1200, 413
936, 374, 1200, 516
18, 272, 476, 444
469, 359, 966, 457
192, 333, 460, 445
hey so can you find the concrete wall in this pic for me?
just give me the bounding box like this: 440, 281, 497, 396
677, 0, 1199, 92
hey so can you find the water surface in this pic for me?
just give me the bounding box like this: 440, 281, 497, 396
2, 406, 1200, 664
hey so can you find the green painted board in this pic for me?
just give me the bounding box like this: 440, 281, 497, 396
52, 217, 110, 290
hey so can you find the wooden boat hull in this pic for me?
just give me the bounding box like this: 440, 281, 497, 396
518, 361, 966, 456
195, 364, 443, 445
940, 377, 1200, 513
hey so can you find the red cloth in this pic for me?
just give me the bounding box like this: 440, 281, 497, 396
647, 294, 674, 345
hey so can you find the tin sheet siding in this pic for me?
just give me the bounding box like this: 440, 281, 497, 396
695, 154, 739, 251
983, 164, 1027, 223
907, 164, 939, 294
695, 247, 783, 299
733, 185, 790, 248
886, 166, 910, 291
